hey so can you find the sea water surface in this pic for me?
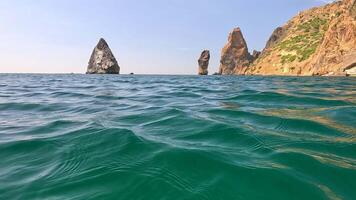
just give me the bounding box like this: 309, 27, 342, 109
0, 74, 355, 200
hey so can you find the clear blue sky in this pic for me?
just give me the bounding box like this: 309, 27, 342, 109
0, 0, 328, 74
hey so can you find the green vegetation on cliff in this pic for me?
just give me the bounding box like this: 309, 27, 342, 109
247, 0, 356, 76
277, 16, 329, 64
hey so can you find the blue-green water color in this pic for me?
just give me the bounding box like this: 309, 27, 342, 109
0, 74, 355, 200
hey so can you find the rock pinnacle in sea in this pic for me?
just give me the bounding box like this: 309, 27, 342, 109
86, 38, 120, 74
219, 27, 251, 75
198, 50, 210, 75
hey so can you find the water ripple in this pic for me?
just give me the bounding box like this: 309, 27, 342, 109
0, 74, 355, 199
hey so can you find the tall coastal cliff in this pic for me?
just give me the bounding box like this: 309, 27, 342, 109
221, 0, 356, 76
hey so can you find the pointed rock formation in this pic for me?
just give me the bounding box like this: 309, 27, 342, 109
198, 50, 210, 75
219, 28, 251, 75
87, 38, 120, 74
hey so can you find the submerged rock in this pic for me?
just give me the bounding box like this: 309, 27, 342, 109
198, 50, 210, 75
87, 38, 120, 74
219, 28, 251, 75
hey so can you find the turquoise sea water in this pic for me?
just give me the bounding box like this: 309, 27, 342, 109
0, 74, 355, 200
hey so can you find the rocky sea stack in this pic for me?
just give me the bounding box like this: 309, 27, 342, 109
219, 28, 259, 75
87, 38, 120, 74
198, 50, 210, 75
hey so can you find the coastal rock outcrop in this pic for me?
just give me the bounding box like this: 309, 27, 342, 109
245, 0, 356, 76
264, 27, 285, 50
251, 50, 261, 62
219, 28, 251, 75
87, 38, 120, 74
198, 50, 210, 75
351, 0, 356, 18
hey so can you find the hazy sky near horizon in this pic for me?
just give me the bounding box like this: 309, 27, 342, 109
0, 0, 328, 74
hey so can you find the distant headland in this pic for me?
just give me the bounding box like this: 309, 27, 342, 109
87, 0, 356, 76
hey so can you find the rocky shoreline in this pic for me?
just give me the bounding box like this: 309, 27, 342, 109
216, 0, 356, 77
86, 0, 355, 77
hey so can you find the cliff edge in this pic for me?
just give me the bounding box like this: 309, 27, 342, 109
223, 0, 356, 76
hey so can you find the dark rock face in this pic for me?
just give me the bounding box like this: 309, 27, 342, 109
198, 50, 210, 75
87, 38, 120, 74
251, 50, 261, 62
219, 28, 251, 75
265, 27, 284, 49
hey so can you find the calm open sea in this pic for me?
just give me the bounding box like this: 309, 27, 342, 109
0, 74, 355, 200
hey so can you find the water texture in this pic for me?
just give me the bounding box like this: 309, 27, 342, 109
0, 74, 355, 200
